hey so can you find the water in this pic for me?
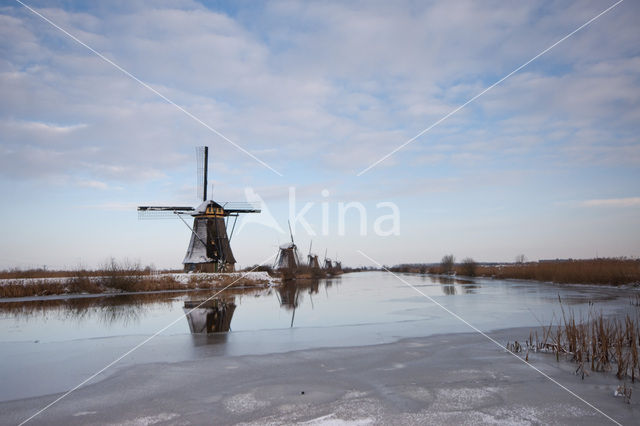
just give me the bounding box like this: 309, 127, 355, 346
1, 272, 637, 401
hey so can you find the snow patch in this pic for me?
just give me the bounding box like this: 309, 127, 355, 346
111, 412, 179, 425
72, 411, 97, 416
224, 392, 270, 414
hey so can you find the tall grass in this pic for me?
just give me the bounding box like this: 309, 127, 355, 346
479, 258, 640, 285
508, 305, 640, 401
0, 268, 72, 279
0, 259, 270, 298
0, 280, 68, 297
0, 262, 184, 280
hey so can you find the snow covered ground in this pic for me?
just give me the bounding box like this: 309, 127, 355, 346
169, 271, 275, 285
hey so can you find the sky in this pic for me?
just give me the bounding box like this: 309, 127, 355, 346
0, 0, 639, 269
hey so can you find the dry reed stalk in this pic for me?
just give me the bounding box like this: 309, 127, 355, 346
517, 307, 640, 395
477, 258, 640, 285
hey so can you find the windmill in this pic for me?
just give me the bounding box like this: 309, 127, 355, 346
137, 146, 261, 272
334, 252, 342, 271
323, 248, 333, 269
274, 221, 300, 280
307, 241, 320, 269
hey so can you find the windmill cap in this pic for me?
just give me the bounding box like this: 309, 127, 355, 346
193, 200, 223, 215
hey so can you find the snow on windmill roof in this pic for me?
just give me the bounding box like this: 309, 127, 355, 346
279, 243, 296, 249
193, 200, 223, 215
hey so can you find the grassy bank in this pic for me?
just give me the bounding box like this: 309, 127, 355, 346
476, 258, 640, 285
0, 264, 181, 280
0, 260, 271, 298
393, 258, 640, 285
0, 274, 270, 298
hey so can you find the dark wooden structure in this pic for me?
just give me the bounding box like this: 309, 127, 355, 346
138, 146, 260, 272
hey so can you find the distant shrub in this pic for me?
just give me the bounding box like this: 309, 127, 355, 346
459, 258, 477, 277
440, 254, 455, 275
67, 276, 101, 294
243, 264, 273, 273
98, 257, 144, 291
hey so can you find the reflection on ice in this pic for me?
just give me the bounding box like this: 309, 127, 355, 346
275, 278, 336, 327
416, 274, 481, 295
0, 293, 177, 325
1, 272, 635, 348
184, 299, 236, 333
1, 271, 639, 404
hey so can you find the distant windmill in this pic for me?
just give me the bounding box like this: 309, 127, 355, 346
323, 248, 332, 269
307, 241, 320, 269
275, 221, 300, 271
137, 146, 261, 272
334, 252, 342, 271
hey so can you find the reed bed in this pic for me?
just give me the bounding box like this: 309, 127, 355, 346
0, 258, 271, 298
508, 304, 640, 401
0, 274, 270, 298
0, 276, 180, 298
0, 262, 179, 280
479, 258, 640, 285
0, 280, 69, 297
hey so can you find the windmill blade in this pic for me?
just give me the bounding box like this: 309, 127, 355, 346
137, 206, 194, 219
176, 213, 207, 247
196, 146, 208, 202
308, 240, 313, 256
219, 201, 262, 214
228, 215, 239, 242
288, 220, 294, 245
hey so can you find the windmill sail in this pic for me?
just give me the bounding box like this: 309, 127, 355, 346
196, 146, 208, 202
137, 206, 194, 219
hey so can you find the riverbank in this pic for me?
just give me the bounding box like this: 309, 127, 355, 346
394, 258, 640, 286
0, 271, 277, 298
2, 326, 637, 425
476, 258, 640, 286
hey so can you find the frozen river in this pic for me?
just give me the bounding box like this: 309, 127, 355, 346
1, 272, 638, 403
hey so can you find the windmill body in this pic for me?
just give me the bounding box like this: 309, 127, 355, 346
138, 146, 260, 272
182, 201, 237, 272
306, 240, 320, 269
274, 221, 301, 280
307, 254, 320, 269
275, 242, 300, 270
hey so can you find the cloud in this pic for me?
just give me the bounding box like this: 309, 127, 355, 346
582, 197, 640, 207
0, 0, 638, 267
0, 1, 638, 189
76, 179, 108, 190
